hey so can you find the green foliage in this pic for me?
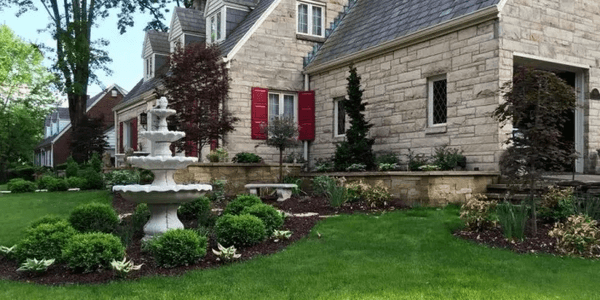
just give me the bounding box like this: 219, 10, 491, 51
549, 214, 600, 257
314, 157, 334, 172
459, 195, 497, 231
7, 166, 36, 182
206, 148, 229, 162
105, 169, 140, 186
0, 245, 16, 259
69, 203, 119, 233
312, 175, 336, 196
212, 243, 241, 262
265, 116, 299, 181
35, 175, 56, 190
346, 163, 366, 172
15, 220, 77, 262
65, 157, 79, 178
147, 229, 207, 268
132, 203, 151, 233
79, 167, 105, 190
241, 204, 284, 235
223, 194, 262, 216
178, 196, 212, 226
216, 214, 266, 248
378, 163, 398, 171
232, 152, 263, 163
282, 176, 303, 195
572, 194, 600, 221
362, 184, 391, 208
327, 183, 348, 208
46, 177, 68, 192
139, 169, 154, 184
89, 153, 103, 173
408, 149, 429, 171
28, 215, 65, 230
497, 202, 529, 240
345, 180, 370, 202
272, 230, 292, 241
539, 186, 576, 223
17, 258, 55, 273
209, 179, 226, 202
111, 257, 143, 278
65, 177, 87, 189
7, 178, 36, 193
433, 145, 466, 170
62, 232, 125, 273
375, 153, 400, 165
333, 65, 375, 171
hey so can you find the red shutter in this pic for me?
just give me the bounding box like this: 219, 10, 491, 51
251, 87, 268, 140
131, 117, 138, 151
298, 91, 315, 140
119, 122, 124, 153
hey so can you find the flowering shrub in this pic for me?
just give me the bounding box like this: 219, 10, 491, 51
539, 186, 575, 223
345, 180, 370, 202
548, 214, 600, 257
362, 184, 391, 208
459, 195, 497, 231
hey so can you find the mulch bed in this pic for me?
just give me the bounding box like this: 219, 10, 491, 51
454, 223, 560, 255
0, 193, 408, 286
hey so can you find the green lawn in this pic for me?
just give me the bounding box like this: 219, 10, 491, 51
0, 184, 7, 191
2, 202, 600, 299
0, 190, 112, 245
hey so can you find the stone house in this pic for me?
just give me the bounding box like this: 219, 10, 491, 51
34, 84, 127, 167
116, 0, 600, 173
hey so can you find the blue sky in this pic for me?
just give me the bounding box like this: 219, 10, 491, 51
1, 4, 177, 102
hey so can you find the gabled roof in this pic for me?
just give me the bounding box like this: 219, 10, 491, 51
307, 0, 502, 68
145, 30, 170, 55
224, 0, 258, 7
43, 107, 70, 126
219, 0, 276, 57
174, 7, 206, 36
116, 63, 169, 109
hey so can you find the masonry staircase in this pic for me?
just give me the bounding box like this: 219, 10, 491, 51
485, 175, 600, 202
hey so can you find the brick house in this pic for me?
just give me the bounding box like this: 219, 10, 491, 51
34, 84, 127, 167
116, 0, 600, 173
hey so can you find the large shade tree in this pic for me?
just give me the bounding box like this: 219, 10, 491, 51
0, 25, 56, 181
493, 67, 577, 233
0, 0, 179, 150
163, 42, 238, 157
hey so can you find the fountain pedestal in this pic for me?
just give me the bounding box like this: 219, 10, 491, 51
113, 97, 212, 240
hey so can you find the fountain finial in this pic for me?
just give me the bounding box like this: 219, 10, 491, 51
158, 97, 168, 109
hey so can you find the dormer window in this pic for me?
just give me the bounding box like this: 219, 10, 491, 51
297, 1, 324, 37
209, 10, 224, 43
145, 55, 154, 80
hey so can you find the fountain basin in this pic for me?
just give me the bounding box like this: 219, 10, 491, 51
127, 156, 198, 170
139, 131, 185, 143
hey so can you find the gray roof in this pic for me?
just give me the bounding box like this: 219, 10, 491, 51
119, 63, 169, 106
307, 0, 501, 67
224, 0, 259, 7
147, 30, 170, 54
220, 0, 276, 56
174, 7, 206, 35
44, 107, 70, 126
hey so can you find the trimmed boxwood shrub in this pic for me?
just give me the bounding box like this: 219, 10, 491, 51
216, 214, 266, 247
62, 232, 125, 272
79, 168, 104, 190
69, 203, 119, 233
231, 152, 263, 163
65, 157, 79, 178
65, 177, 87, 189
104, 169, 140, 186
7, 166, 35, 181
7, 178, 36, 193
28, 215, 65, 230
223, 194, 262, 216
15, 220, 77, 262
35, 175, 56, 190
241, 204, 284, 235
46, 177, 68, 192
178, 196, 211, 221
148, 229, 207, 268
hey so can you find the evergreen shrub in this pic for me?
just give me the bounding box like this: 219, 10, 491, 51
62, 232, 125, 272
241, 204, 284, 235
15, 220, 77, 262
223, 194, 262, 216
148, 229, 207, 268
69, 203, 119, 233
7, 178, 36, 193
216, 214, 266, 247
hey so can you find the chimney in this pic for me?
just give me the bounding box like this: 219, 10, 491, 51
192, 0, 206, 11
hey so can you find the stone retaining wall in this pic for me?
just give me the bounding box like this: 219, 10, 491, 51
174, 163, 304, 194
299, 171, 500, 206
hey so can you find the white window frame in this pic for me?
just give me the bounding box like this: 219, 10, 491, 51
334, 98, 346, 137
144, 54, 155, 80
296, 1, 325, 37
428, 74, 447, 127
207, 7, 225, 44
268, 92, 298, 122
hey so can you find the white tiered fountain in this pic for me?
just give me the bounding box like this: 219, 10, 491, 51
113, 97, 211, 240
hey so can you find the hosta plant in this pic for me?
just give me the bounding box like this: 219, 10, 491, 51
111, 257, 143, 278
272, 230, 292, 242
17, 258, 55, 273
460, 194, 497, 231
0, 245, 16, 258
378, 163, 398, 171
346, 163, 367, 172
549, 214, 600, 257
212, 243, 241, 262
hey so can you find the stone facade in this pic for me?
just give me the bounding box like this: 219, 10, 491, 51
499, 0, 600, 173
309, 19, 503, 171
299, 171, 499, 206
224, 0, 347, 162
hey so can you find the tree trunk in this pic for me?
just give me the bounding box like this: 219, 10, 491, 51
279, 150, 283, 183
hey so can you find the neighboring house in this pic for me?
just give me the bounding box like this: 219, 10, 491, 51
34, 84, 127, 167
115, 0, 600, 173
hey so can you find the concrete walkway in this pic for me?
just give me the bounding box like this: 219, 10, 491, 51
543, 173, 600, 183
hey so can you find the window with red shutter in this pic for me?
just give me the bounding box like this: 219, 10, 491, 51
119, 122, 124, 153
131, 117, 138, 151
298, 91, 315, 140
251, 87, 268, 140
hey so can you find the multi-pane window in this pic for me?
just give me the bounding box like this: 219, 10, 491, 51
269, 93, 296, 121
145, 57, 153, 79
297, 2, 324, 37
428, 75, 447, 126
334, 98, 346, 136
210, 11, 223, 43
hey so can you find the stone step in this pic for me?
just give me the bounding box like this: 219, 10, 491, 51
485, 193, 530, 201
